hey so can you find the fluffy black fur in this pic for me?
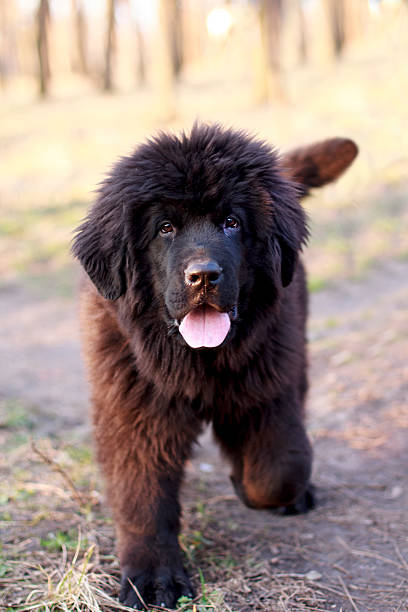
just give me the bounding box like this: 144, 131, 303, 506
72, 124, 357, 608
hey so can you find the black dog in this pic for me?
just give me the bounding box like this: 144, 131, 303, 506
72, 124, 357, 608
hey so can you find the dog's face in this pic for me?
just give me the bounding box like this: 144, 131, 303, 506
147, 206, 243, 347
73, 125, 357, 349
139, 138, 297, 348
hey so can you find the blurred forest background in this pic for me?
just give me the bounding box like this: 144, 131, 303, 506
1, 2, 408, 611
0, 0, 407, 295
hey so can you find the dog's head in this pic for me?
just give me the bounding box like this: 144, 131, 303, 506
72, 125, 357, 349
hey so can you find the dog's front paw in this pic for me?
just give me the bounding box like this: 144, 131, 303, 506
280, 483, 316, 516
119, 562, 194, 610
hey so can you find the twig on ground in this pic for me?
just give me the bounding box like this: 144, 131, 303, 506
395, 545, 408, 577
338, 574, 360, 612
333, 564, 351, 577
127, 578, 148, 610
336, 536, 404, 570
31, 439, 86, 507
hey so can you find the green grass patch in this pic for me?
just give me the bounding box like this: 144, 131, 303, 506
65, 444, 93, 465
307, 276, 328, 293
40, 529, 88, 553
0, 399, 34, 430
0, 561, 10, 577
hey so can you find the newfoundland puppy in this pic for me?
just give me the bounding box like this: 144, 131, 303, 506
72, 124, 357, 608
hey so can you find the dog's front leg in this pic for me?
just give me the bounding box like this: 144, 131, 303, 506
94, 400, 201, 609
214, 389, 314, 514
116, 473, 193, 609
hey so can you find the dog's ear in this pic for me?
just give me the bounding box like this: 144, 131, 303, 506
277, 236, 299, 288
72, 194, 126, 301
282, 137, 358, 195
264, 181, 309, 288
271, 137, 357, 286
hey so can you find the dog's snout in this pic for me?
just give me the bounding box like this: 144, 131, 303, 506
184, 260, 222, 288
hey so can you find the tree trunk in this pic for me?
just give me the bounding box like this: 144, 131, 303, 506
71, 0, 88, 74
135, 22, 145, 85
330, 0, 346, 56
265, 0, 283, 72
343, 0, 369, 44
308, 0, 336, 67
37, 0, 50, 97
170, 0, 183, 79
297, 0, 307, 65
103, 0, 115, 91
0, 0, 8, 88
280, 0, 308, 69
253, 0, 284, 104
153, 0, 176, 120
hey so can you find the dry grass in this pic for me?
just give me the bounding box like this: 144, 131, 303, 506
3, 538, 122, 612
1, 394, 408, 612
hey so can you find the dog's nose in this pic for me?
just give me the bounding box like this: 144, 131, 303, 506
184, 260, 222, 288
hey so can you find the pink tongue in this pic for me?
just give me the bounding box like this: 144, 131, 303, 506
179, 306, 231, 348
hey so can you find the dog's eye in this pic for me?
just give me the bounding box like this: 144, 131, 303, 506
159, 222, 174, 235
224, 216, 240, 230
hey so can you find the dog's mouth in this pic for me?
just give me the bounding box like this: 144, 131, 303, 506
177, 304, 237, 349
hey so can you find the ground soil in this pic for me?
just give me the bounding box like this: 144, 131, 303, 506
1, 259, 407, 611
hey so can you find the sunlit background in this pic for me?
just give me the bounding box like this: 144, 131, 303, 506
1, 0, 407, 295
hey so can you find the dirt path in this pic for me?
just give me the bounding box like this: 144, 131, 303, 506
1, 260, 407, 611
